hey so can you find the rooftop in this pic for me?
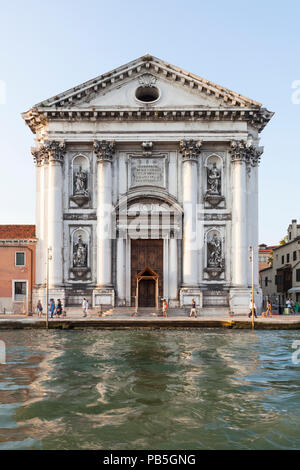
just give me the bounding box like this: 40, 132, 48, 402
0, 225, 36, 240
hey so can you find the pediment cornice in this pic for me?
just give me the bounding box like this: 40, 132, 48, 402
29, 55, 263, 109
22, 55, 274, 134
22, 105, 273, 134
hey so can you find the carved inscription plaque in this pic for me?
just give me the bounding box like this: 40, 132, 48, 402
130, 157, 165, 188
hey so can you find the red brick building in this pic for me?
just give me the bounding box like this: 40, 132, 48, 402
0, 225, 36, 313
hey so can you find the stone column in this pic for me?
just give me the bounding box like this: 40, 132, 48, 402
94, 140, 115, 288
31, 147, 45, 286
230, 141, 248, 287
249, 148, 263, 288
169, 232, 178, 302
47, 141, 66, 288
230, 140, 263, 288
229, 140, 263, 314
179, 139, 202, 286
116, 235, 126, 305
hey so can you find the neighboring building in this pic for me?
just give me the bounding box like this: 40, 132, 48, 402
259, 243, 279, 271
260, 220, 300, 305
22, 55, 273, 313
0, 225, 36, 313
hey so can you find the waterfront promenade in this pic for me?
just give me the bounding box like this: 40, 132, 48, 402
0, 307, 300, 330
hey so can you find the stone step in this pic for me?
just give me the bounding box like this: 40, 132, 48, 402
62, 305, 230, 318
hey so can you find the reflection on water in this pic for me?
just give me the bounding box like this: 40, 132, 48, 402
0, 329, 299, 450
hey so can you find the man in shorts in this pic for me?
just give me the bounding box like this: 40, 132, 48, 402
189, 298, 197, 318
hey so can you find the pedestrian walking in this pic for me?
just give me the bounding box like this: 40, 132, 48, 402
189, 298, 197, 318
36, 300, 43, 317
56, 299, 62, 317
248, 299, 257, 318
266, 299, 272, 317
295, 300, 299, 314
82, 297, 88, 317
162, 299, 168, 317
49, 298, 56, 318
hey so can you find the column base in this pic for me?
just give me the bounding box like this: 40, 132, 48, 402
92, 288, 115, 308
254, 286, 263, 312
180, 287, 203, 307
116, 298, 126, 307
229, 288, 251, 315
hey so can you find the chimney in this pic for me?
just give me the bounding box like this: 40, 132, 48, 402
289, 219, 298, 241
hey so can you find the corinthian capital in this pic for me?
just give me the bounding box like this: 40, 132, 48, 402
94, 140, 116, 162
179, 139, 203, 162
45, 140, 66, 163
230, 140, 263, 167
31, 146, 49, 166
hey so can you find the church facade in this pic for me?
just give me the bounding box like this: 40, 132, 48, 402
22, 55, 273, 313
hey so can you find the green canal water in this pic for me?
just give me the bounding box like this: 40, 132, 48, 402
0, 329, 299, 450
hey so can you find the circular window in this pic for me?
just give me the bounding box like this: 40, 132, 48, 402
135, 86, 160, 103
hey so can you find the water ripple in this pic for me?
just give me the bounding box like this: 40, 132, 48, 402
0, 329, 299, 449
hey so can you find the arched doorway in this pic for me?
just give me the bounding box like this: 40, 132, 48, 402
136, 267, 159, 309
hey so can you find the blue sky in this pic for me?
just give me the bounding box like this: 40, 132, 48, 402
0, 0, 299, 244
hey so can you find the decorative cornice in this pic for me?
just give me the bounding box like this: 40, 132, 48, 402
230, 140, 263, 167
94, 140, 115, 162
23, 107, 273, 135
179, 139, 203, 161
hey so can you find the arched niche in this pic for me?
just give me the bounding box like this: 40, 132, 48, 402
204, 154, 225, 208
70, 227, 91, 281
70, 154, 90, 207
204, 228, 225, 280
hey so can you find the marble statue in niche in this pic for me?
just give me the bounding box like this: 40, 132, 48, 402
70, 163, 90, 208
207, 233, 222, 267
73, 235, 88, 268
74, 166, 88, 196
204, 159, 225, 208
204, 231, 225, 279
207, 163, 221, 195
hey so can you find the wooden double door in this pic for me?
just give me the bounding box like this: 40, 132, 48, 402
131, 239, 163, 307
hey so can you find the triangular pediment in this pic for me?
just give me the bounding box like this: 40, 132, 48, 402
32, 55, 262, 110
23, 55, 274, 134
136, 266, 159, 279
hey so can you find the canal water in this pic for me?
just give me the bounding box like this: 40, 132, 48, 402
0, 329, 299, 450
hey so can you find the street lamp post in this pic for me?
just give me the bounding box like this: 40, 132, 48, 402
249, 246, 255, 329
46, 247, 52, 329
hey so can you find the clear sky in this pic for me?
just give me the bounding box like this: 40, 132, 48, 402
0, 0, 299, 244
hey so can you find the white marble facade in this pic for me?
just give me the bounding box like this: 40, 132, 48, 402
23, 55, 273, 313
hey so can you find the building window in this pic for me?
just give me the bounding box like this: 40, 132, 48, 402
15, 252, 25, 266
13, 281, 27, 301
296, 269, 300, 282
287, 253, 290, 263
293, 251, 297, 261
289, 232, 291, 240
282, 255, 284, 264
265, 277, 268, 287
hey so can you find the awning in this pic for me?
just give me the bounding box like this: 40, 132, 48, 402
287, 287, 300, 293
